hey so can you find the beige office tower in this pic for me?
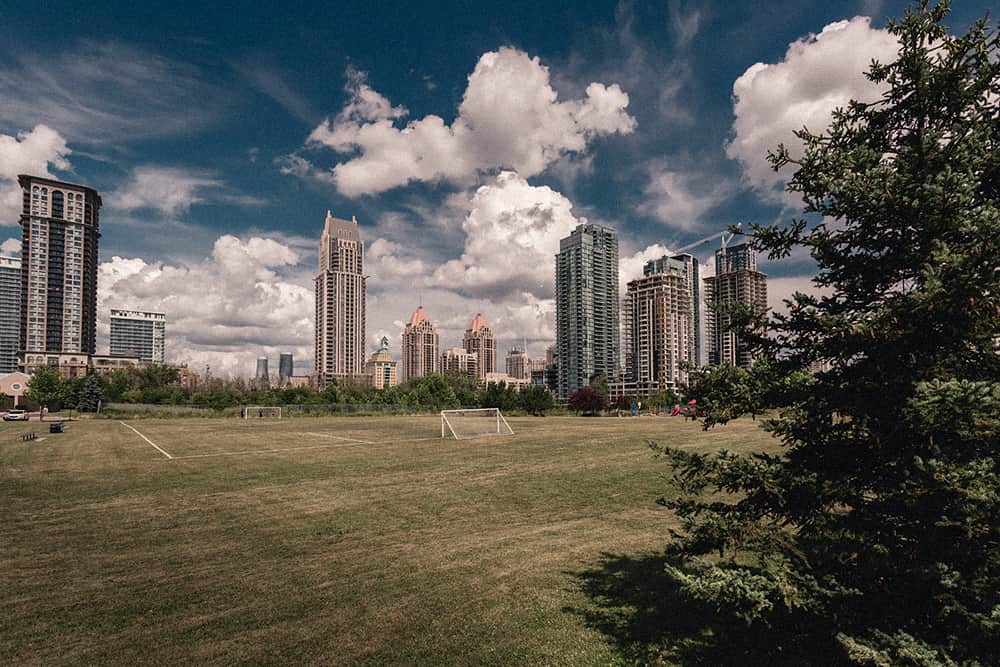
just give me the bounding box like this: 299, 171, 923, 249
401, 306, 439, 382
441, 347, 478, 378
462, 313, 495, 380
315, 212, 366, 387
704, 244, 767, 369
625, 262, 692, 393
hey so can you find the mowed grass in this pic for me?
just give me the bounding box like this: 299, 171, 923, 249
1, 414, 777, 665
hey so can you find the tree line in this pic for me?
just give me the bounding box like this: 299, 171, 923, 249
17, 365, 556, 416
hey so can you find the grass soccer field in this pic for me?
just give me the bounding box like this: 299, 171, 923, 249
1, 414, 777, 665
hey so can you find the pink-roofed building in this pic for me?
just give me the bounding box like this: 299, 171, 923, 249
401, 306, 439, 383
462, 313, 496, 381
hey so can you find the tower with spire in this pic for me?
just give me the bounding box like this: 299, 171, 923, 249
315, 211, 366, 387
462, 313, 496, 381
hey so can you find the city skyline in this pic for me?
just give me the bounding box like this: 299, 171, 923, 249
2, 1, 989, 377
3, 175, 768, 383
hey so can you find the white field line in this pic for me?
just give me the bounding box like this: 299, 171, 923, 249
119, 421, 174, 459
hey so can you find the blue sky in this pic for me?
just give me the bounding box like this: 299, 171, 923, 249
0, 1, 992, 376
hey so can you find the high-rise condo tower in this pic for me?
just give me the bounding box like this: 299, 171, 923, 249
315, 212, 366, 387
555, 223, 619, 399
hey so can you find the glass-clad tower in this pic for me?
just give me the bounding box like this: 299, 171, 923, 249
555, 223, 619, 399
0, 256, 21, 373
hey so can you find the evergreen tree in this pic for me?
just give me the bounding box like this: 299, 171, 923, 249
76, 373, 103, 412
656, 4, 999, 664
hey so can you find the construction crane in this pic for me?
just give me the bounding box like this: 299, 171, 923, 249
669, 223, 743, 256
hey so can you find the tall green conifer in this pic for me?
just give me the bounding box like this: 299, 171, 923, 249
658, 3, 999, 663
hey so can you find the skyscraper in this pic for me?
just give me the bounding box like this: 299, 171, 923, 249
278, 353, 294, 385
704, 244, 767, 369
0, 256, 21, 374
401, 306, 438, 383
315, 212, 366, 387
625, 260, 691, 393
109, 309, 165, 364
462, 313, 495, 381
643, 253, 701, 367
18, 175, 101, 362
555, 223, 619, 399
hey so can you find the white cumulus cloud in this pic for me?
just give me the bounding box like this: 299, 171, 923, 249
304, 47, 636, 196
98, 235, 313, 378
1, 238, 20, 255
0, 125, 72, 225
726, 16, 898, 204
432, 171, 582, 300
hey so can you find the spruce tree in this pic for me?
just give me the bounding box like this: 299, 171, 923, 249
76, 374, 103, 412
657, 3, 999, 664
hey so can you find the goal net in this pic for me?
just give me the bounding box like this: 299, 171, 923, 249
441, 408, 514, 440
242, 406, 282, 419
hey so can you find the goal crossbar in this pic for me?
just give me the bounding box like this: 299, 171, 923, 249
242, 406, 282, 419
440, 408, 514, 439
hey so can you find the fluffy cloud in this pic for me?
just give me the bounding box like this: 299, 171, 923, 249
726, 17, 898, 203
432, 171, 582, 299
367, 237, 428, 288
108, 166, 266, 217
304, 48, 636, 196
98, 235, 313, 378
1, 237, 20, 255
0, 125, 72, 225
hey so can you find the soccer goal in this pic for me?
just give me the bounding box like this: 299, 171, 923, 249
441, 408, 514, 439
242, 406, 282, 419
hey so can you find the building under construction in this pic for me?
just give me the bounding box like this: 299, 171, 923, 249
703, 243, 768, 368
624, 256, 693, 396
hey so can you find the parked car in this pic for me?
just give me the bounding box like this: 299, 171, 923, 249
3, 409, 28, 421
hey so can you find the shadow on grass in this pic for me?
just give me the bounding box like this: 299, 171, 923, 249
565, 552, 845, 666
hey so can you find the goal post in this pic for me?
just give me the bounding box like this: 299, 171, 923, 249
242, 406, 282, 419
440, 408, 514, 440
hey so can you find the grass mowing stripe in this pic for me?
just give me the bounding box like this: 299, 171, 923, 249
170, 441, 370, 459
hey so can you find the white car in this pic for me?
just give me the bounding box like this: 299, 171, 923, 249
3, 409, 28, 421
